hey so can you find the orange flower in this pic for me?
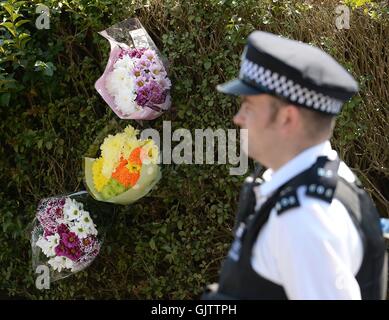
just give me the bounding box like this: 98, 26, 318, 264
112, 158, 132, 187
111, 149, 142, 188
129, 147, 142, 165
127, 171, 140, 187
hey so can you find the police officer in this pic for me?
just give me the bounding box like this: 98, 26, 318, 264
203, 31, 387, 300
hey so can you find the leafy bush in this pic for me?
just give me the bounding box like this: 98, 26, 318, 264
0, 0, 388, 299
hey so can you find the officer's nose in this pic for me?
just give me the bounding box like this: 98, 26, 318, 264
233, 109, 245, 127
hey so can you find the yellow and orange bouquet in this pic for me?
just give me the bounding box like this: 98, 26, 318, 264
84, 125, 160, 205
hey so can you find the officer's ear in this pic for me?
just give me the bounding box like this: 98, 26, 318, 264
277, 104, 301, 133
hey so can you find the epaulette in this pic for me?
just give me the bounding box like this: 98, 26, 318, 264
275, 187, 301, 215
305, 159, 338, 203
275, 157, 341, 215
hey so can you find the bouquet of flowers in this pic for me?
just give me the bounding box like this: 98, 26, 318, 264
95, 18, 171, 120
84, 125, 161, 205
31, 192, 103, 281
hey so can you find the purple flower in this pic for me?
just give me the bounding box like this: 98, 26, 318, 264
43, 228, 54, 238
47, 197, 65, 208
37, 216, 57, 234
135, 81, 167, 107
61, 232, 80, 248
135, 76, 148, 89
149, 62, 164, 78
117, 48, 146, 60
140, 70, 152, 83
127, 48, 146, 59
54, 241, 67, 257
137, 56, 151, 69
56, 223, 69, 235
55, 240, 82, 261
135, 86, 150, 106
37, 197, 66, 233
67, 247, 82, 261
148, 81, 167, 104
142, 49, 156, 62
157, 77, 172, 90
80, 236, 98, 253
117, 48, 131, 59
132, 67, 142, 78
55, 230, 84, 261
54, 207, 63, 219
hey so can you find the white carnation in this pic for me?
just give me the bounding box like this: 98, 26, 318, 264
106, 68, 131, 95
113, 55, 135, 71
79, 211, 93, 227
114, 91, 138, 115
63, 198, 82, 212
36, 233, 60, 257
48, 256, 74, 272
106, 57, 138, 116
87, 224, 98, 236
70, 222, 89, 239
63, 198, 82, 222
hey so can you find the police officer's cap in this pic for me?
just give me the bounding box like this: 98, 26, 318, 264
217, 31, 359, 115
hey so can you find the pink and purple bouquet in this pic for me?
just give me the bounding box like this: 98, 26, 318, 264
31, 192, 101, 280
95, 18, 171, 120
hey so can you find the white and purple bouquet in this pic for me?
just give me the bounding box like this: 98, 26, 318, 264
105, 47, 171, 116
95, 18, 171, 120
31, 192, 102, 280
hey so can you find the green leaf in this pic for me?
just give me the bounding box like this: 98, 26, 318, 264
14, 1, 27, 7
1, 39, 14, 46
149, 238, 156, 250
2, 3, 14, 17
15, 19, 30, 28
17, 32, 30, 48
0, 93, 11, 107
3, 220, 11, 233
43, 62, 56, 77
0, 22, 17, 37
34, 61, 56, 77
11, 13, 22, 23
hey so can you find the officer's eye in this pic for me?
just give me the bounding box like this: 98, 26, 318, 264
242, 103, 251, 113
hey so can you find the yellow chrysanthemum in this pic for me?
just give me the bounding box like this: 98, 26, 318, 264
99, 125, 142, 178
121, 137, 142, 160
98, 125, 160, 179
92, 157, 109, 192
124, 125, 139, 138
100, 133, 126, 178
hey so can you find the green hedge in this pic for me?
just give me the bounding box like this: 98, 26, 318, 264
0, 0, 388, 299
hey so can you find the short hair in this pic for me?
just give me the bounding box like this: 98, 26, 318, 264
269, 95, 336, 139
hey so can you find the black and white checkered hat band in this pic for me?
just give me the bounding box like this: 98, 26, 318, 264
240, 59, 343, 114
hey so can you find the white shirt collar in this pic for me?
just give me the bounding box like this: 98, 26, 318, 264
254, 140, 338, 200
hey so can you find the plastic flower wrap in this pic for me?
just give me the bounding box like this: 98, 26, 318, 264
30, 191, 109, 282
84, 125, 161, 205
95, 17, 171, 120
